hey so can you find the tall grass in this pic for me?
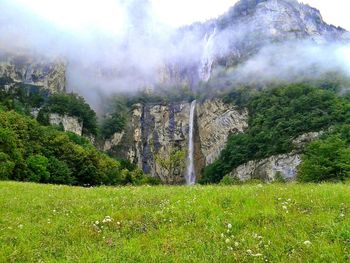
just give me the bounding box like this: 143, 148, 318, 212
0, 182, 349, 262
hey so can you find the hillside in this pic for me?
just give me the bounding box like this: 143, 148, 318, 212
0, 181, 349, 262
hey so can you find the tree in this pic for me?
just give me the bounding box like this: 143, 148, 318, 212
47, 157, 74, 185
155, 149, 186, 184
26, 155, 50, 183
0, 153, 15, 180
298, 135, 350, 182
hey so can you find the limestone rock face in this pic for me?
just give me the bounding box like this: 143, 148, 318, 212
197, 99, 248, 165
49, 114, 83, 136
103, 132, 125, 152
0, 53, 65, 93
164, 0, 348, 84
228, 131, 322, 181
106, 99, 248, 184
229, 153, 301, 182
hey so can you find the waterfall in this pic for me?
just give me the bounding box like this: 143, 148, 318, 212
199, 28, 217, 82
186, 100, 196, 185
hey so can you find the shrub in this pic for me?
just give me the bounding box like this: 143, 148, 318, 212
219, 175, 242, 185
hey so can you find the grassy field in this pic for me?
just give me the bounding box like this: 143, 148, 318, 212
0, 182, 349, 262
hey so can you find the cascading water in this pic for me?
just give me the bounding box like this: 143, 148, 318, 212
186, 100, 196, 185
199, 28, 217, 82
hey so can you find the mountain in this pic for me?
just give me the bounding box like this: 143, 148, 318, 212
0, 52, 66, 93
164, 0, 348, 86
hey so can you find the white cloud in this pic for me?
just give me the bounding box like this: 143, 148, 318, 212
151, 0, 235, 27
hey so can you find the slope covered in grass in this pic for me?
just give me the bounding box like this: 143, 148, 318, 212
0, 182, 349, 262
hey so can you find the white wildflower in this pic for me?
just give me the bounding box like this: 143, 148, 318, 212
282, 205, 288, 210
102, 216, 113, 223
303, 240, 312, 246
246, 249, 252, 255
234, 242, 239, 247
225, 238, 230, 244
221, 233, 225, 238
95, 221, 99, 225
227, 223, 232, 229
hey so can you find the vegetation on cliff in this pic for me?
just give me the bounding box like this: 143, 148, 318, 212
202, 83, 350, 184
298, 125, 350, 183
37, 93, 98, 136
0, 109, 157, 186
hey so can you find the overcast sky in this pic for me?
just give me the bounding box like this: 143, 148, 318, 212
6, 0, 350, 33
152, 0, 350, 30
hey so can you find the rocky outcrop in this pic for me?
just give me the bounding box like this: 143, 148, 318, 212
229, 153, 301, 182
49, 114, 83, 136
105, 99, 248, 184
0, 53, 65, 93
103, 132, 125, 152
197, 99, 248, 165
228, 132, 322, 181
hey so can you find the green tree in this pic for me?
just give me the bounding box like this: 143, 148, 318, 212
26, 155, 50, 183
47, 157, 74, 185
298, 135, 350, 182
155, 149, 186, 184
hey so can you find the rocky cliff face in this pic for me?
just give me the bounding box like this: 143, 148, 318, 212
105, 99, 248, 184
197, 99, 248, 165
227, 132, 321, 182
49, 113, 83, 136
0, 53, 65, 93
168, 0, 348, 84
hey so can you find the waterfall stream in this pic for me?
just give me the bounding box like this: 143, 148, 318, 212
199, 28, 217, 82
186, 100, 196, 185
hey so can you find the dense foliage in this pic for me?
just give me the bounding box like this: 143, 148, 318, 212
298, 125, 350, 183
0, 79, 48, 114
100, 98, 128, 139
0, 110, 157, 186
202, 84, 350, 183
0, 81, 98, 136
38, 93, 98, 136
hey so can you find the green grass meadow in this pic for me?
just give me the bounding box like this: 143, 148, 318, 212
0, 182, 349, 262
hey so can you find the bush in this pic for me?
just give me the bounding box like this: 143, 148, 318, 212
219, 175, 242, 185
